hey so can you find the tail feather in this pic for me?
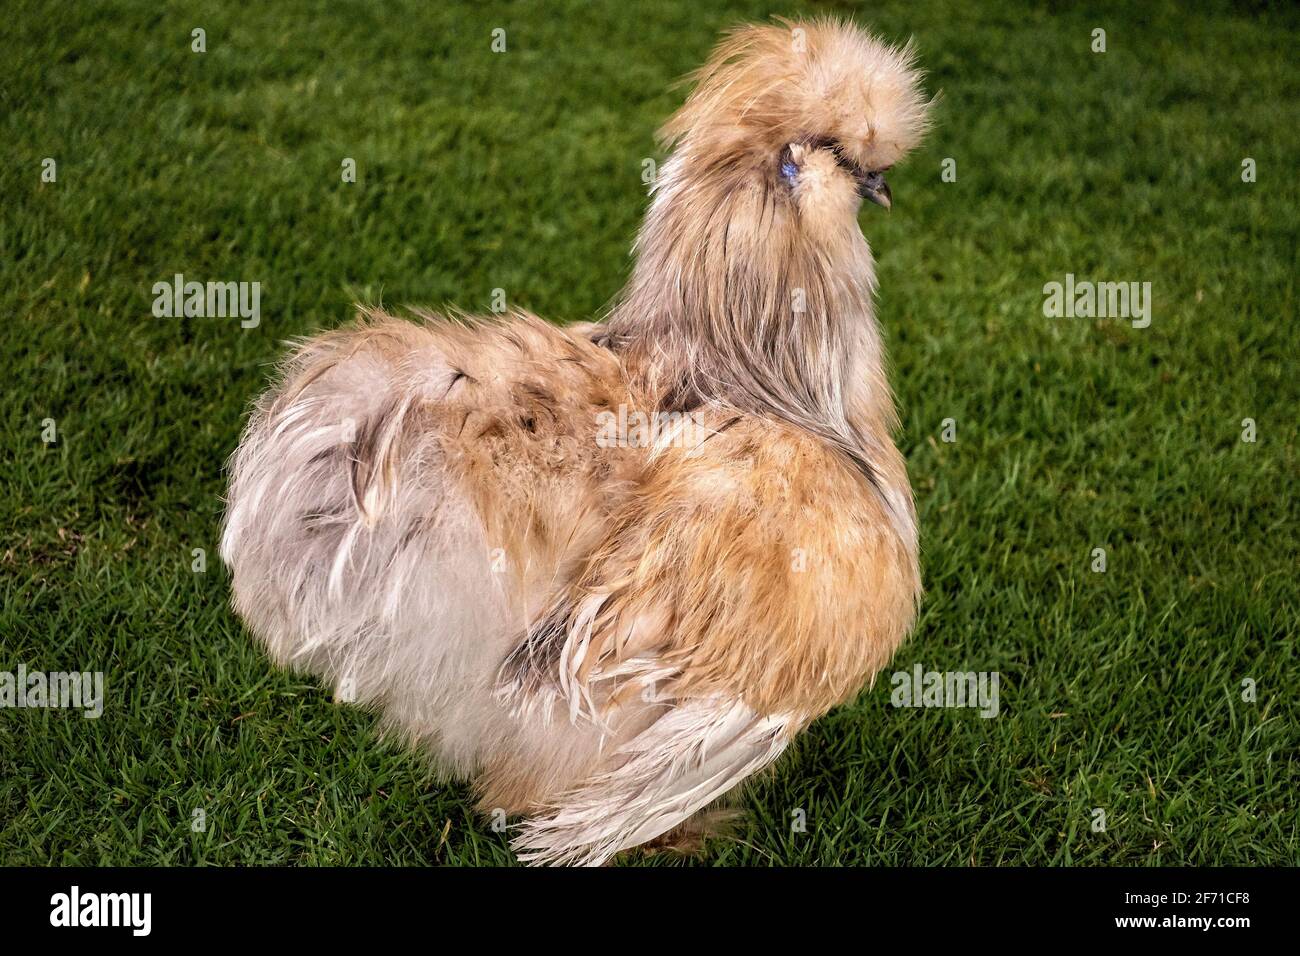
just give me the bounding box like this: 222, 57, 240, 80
220, 318, 509, 739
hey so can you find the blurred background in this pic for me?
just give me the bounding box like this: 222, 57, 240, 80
1, 0, 1296, 864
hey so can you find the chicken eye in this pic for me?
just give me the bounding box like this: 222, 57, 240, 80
780, 156, 799, 185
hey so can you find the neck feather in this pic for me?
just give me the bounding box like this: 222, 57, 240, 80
606, 153, 899, 465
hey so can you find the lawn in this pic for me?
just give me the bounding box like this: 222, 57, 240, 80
1, 0, 1295, 865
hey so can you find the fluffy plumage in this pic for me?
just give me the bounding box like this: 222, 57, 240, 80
221, 18, 932, 865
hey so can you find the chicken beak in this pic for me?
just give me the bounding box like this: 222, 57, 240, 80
858, 170, 892, 210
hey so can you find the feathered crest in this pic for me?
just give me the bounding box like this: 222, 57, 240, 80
659, 17, 932, 172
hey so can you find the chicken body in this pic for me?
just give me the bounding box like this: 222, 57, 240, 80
222, 18, 931, 864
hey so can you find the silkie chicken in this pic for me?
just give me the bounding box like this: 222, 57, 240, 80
222, 18, 932, 865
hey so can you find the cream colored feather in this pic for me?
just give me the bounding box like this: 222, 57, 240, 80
222, 17, 931, 866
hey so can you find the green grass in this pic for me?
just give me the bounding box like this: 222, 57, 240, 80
1, 0, 1296, 866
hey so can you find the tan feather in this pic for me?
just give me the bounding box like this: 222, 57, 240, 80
222, 17, 932, 865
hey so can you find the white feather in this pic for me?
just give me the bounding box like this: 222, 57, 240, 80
512, 698, 793, 866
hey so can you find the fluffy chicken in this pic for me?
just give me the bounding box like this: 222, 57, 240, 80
221, 18, 932, 865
